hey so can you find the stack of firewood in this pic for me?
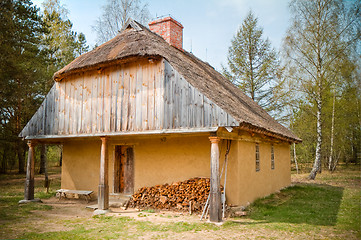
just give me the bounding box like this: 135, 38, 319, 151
129, 177, 217, 213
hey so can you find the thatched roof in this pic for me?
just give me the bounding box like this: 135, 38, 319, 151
54, 20, 300, 143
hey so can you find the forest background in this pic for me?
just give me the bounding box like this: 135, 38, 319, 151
0, 0, 360, 179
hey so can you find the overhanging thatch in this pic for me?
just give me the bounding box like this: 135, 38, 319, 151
53, 20, 300, 142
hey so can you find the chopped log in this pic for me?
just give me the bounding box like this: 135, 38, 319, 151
129, 177, 223, 213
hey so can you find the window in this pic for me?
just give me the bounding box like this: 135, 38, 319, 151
271, 145, 275, 170
256, 143, 260, 172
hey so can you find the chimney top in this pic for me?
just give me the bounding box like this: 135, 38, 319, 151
149, 16, 184, 50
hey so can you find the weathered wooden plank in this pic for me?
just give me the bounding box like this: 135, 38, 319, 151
163, 62, 169, 129
48, 85, 55, 135
187, 84, 193, 128
203, 96, 209, 127
82, 72, 91, 133
147, 62, 155, 130
135, 64, 143, 131
197, 91, 204, 128
154, 60, 162, 129
113, 146, 121, 192
103, 71, 111, 132
50, 86, 55, 134
70, 78, 76, 134
179, 77, 187, 128
111, 69, 119, 132
58, 80, 65, 135
121, 66, 129, 131
124, 147, 134, 194
128, 63, 137, 131
141, 64, 148, 130
117, 69, 124, 132
91, 74, 98, 133
96, 73, 104, 133
211, 101, 217, 127
64, 79, 70, 134
22, 58, 243, 139
173, 71, 180, 129
75, 75, 83, 133
43, 91, 49, 135
74, 76, 80, 134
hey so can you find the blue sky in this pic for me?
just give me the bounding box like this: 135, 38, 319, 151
32, 0, 291, 71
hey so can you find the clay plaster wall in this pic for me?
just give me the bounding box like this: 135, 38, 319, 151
61, 135, 290, 206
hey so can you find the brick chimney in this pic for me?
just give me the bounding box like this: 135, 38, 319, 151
148, 16, 183, 50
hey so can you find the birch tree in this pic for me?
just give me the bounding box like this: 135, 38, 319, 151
283, 0, 360, 179
92, 0, 151, 45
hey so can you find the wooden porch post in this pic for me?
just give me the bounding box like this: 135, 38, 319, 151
24, 141, 36, 200
19, 140, 41, 204
209, 136, 222, 222
98, 137, 109, 211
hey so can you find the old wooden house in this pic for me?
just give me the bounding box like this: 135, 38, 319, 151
19, 17, 300, 222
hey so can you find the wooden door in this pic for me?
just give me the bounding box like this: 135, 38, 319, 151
114, 146, 134, 194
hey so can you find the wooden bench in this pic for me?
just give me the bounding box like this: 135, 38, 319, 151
56, 189, 93, 202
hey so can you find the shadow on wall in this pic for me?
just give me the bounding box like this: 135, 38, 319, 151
246, 183, 344, 226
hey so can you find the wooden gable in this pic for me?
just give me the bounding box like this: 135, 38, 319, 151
20, 58, 238, 139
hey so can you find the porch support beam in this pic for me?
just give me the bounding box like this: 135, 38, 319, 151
98, 136, 109, 211
19, 141, 41, 203
209, 136, 222, 222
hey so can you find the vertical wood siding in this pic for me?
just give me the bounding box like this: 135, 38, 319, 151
20, 59, 239, 138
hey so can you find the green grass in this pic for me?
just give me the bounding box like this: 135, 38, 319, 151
246, 181, 360, 238
1, 165, 360, 239
0, 196, 52, 221
248, 184, 344, 226
0, 170, 60, 222
336, 187, 361, 236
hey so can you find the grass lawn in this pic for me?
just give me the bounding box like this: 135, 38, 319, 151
0, 165, 360, 239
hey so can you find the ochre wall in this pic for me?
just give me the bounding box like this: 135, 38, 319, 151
61, 135, 291, 206
61, 140, 100, 191
236, 141, 291, 206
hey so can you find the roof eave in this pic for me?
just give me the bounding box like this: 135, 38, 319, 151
238, 122, 302, 144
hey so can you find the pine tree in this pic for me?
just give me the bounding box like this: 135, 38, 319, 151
223, 11, 281, 117
0, 0, 47, 173
41, 0, 89, 89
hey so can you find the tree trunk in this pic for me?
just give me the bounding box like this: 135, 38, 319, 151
39, 144, 46, 174
44, 146, 49, 193
17, 141, 25, 174
0, 148, 7, 174
293, 143, 299, 174
328, 90, 336, 171
59, 145, 63, 167
309, 96, 322, 180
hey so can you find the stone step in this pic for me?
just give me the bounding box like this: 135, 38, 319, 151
109, 193, 132, 201
86, 193, 132, 209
